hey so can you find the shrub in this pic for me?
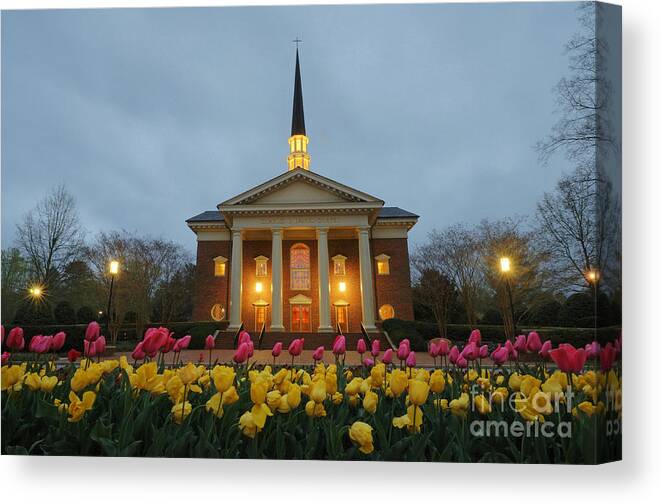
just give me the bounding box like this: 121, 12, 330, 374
76, 306, 96, 324
12, 300, 54, 325
54, 301, 76, 324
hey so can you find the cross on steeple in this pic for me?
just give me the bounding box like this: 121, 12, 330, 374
292, 37, 302, 49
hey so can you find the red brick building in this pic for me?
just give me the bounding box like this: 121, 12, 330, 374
186, 50, 418, 335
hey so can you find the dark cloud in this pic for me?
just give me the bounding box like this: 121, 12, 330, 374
1, 3, 579, 253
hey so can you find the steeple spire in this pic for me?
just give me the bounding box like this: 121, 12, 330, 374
287, 43, 310, 171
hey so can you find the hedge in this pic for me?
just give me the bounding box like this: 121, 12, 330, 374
382, 318, 621, 352
1, 321, 228, 353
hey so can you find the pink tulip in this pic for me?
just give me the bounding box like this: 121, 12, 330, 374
585, 341, 601, 359
405, 351, 416, 368
233, 342, 250, 364
288, 338, 304, 357
549, 344, 587, 374
539, 340, 552, 360
460, 342, 479, 361
247, 340, 254, 358
312, 346, 324, 362
513, 334, 527, 352
600, 342, 618, 372
238, 330, 252, 346
396, 340, 410, 361
51, 331, 66, 352
1, 352, 10, 365
382, 348, 393, 365
371, 339, 381, 358
491, 344, 509, 365
84, 339, 98, 358
479, 344, 489, 359
30, 335, 50, 354
7, 327, 25, 351
174, 335, 192, 352
448, 345, 460, 365
505, 339, 518, 360
131, 341, 146, 361
332, 336, 346, 356
429, 341, 441, 358
163, 336, 177, 354
456, 356, 468, 368
363, 357, 374, 367
468, 329, 482, 346
142, 327, 169, 354
356, 338, 367, 355
96, 336, 106, 355
526, 331, 543, 353
85, 321, 101, 342
204, 334, 216, 350
438, 339, 450, 356
272, 341, 283, 357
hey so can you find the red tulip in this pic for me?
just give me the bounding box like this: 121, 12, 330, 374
312, 346, 324, 362
84, 339, 98, 358
233, 342, 250, 364
448, 345, 460, 365
288, 338, 304, 357
526, 331, 542, 353
438, 339, 450, 356
85, 321, 101, 342
468, 329, 482, 346
7, 327, 25, 351
585, 341, 601, 359
456, 355, 468, 368
479, 344, 489, 359
505, 339, 518, 360
460, 342, 479, 361
356, 338, 367, 355
363, 357, 374, 367
600, 343, 618, 372
429, 341, 441, 358
30, 335, 51, 354
539, 340, 552, 360
163, 336, 177, 354
96, 336, 106, 355
51, 331, 66, 352
382, 348, 393, 365
204, 334, 216, 350
549, 344, 587, 374
332, 336, 346, 356
371, 339, 381, 358
67, 348, 81, 363
405, 351, 416, 368
272, 342, 283, 357
174, 335, 192, 352
396, 340, 410, 361
246, 340, 254, 358
491, 344, 509, 365
131, 341, 146, 361
238, 330, 252, 347
513, 334, 527, 352
142, 327, 169, 354
2, 351, 11, 365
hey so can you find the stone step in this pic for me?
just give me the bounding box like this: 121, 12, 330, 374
213, 331, 383, 350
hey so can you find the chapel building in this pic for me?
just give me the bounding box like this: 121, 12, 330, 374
186, 49, 418, 336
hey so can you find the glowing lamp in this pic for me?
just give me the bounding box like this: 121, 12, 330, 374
499, 257, 511, 273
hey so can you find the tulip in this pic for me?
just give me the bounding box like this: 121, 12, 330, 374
356, 338, 367, 355
67, 348, 81, 363
456, 356, 468, 369
1, 352, 9, 365
174, 335, 192, 352
7, 327, 25, 351
163, 336, 177, 354
371, 339, 381, 358
505, 339, 518, 360
131, 341, 146, 361
526, 331, 543, 353
312, 346, 325, 362
238, 330, 252, 347
438, 339, 450, 356
233, 342, 250, 364
460, 342, 478, 361
397, 340, 410, 361
85, 321, 101, 342
405, 351, 416, 368
549, 344, 587, 374
272, 341, 283, 357
479, 344, 489, 359
382, 348, 393, 365
491, 344, 509, 366
585, 341, 601, 359
468, 329, 482, 346
448, 345, 459, 365
513, 334, 527, 352
51, 331, 66, 352
408, 379, 430, 406
539, 340, 552, 360
84, 339, 98, 358
349, 421, 374, 454
95, 336, 106, 355
332, 335, 346, 356
363, 357, 374, 367
429, 340, 441, 358
30, 335, 51, 354
142, 327, 168, 354
600, 342, 618, 372
288, 338, 304, 357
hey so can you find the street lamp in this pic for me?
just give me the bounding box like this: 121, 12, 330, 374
499, 256, 517, 338
28, 285, 44, 300
586, 267, 600, 335
106, 260, 120, 335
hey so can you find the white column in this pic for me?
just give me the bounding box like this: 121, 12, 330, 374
316, 227, 333, 333
358, 226, 377, 331
228, 229, 243, 330
270, 228, 285, 332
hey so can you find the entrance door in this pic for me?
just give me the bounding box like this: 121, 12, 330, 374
254, 306, 267, 332
335, 305, 349, 334
291, 304, 311, 332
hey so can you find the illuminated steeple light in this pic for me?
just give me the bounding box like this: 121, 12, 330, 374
288, 45, 311, 171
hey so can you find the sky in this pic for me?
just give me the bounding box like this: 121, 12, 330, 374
1, 2, 583, 255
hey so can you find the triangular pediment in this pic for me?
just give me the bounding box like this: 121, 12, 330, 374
219, 168, 383, 207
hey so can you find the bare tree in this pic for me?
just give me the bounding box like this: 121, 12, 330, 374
413, 224, 482, 326
15, 185, 84, 289
537, 2, 615, 167
412, 269, 455, 339
1, 248, 32, 323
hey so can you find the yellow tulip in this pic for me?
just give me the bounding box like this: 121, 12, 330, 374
389, 369, 408, 397
325, 372, 338, 395
24, 373, 42, 391
473, 394, 492, 415
370, 364, 385, 388
363, 390, 378, 414
250, 379, 269, 405
331, 392, 343, 405
449, 393, 470, 419
508, 373, 522, 391
310, 379, 327, 403
250, 402, 273, 428
287, 383, 302, 409
345, 377, 363, 396
531, 390, 553, 416
67, 390, 96, 423
492, 387, 509, 406
408, 379, 430, 406
305, 400, 326, 417
392, 405, 423, 432
520, 375, 542, 397
206, 393, 225, 418
266, 390, 282, 412
349, 421, 374, 454
239, 411, 259, 438
1, 365, 25, 392
40, 375, 59, 393
429, 370, 446, 394
177, 363, 201, 386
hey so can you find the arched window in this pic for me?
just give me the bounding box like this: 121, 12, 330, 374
290, 243, 310, 290
379, 304, 395, 320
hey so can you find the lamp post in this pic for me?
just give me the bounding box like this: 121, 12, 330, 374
106, 260, 119, 339
28, 285, 44, 301
499, 257, 517, 339
586, 267, 600, 337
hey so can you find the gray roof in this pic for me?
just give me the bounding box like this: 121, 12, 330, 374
186, 206, 417, 224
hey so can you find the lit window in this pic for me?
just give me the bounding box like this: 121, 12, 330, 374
332, 254, 347, 276
210, 304, 226, 321
254, 255, 269, 277
379, 304, 395, 320
375, 254, 390, 275
213, 256, 227, 277
290, 243, 310, 290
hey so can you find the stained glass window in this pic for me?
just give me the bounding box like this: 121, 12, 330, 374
290, 244, 310, 290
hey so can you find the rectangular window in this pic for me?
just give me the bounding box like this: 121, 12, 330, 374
291, 269, 310, 290
256, 261, 267, 277
214, 262, 226, 276
377, 260, 389, 275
